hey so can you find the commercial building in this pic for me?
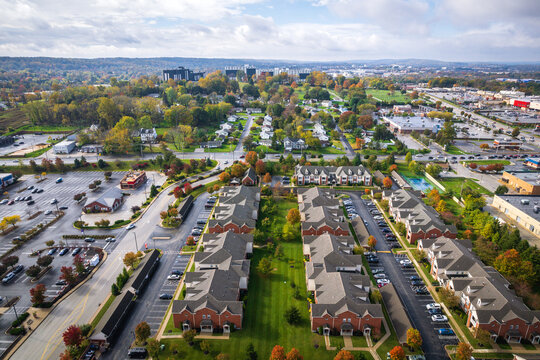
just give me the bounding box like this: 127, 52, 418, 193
492, 195, 540, 238
493, 139, 522, 150
120, 171, 147, 190
418, 238, 540, 344
53, 139, 76, 154
392, 105, 412, 114
0, 173, 14, 188
383, 189, 457, 244
162, 66, 204, 81
382, 116, 443, 134
524, 158, 540, 169
83, 187, 123, 213
500, 171, 540, 195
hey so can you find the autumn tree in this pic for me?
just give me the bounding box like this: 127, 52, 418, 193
286, 208, 301, 224
494, 249, 534, 283
135, 321, 151, 344
4, 215, 21, 229
389, 164, 397, 172
455, 342, 473, 360
405, 152, 412, 164
62, 325, 83, 348
245, 151, 258, 167
383, 176, 393, 189
263, 173, 272, 183
255, 160, 266, 175
146, 338, 160, 359
30, 283, 47, 306
389, 345, 405, 360
73, 254, 85, 275
439, 287, 459, 309
60, 266, 77, 286
474, 327, 491, 347
479, 143, 490, 150
123, 252, 138, 268
406, 328, 422, 350
285, 348, 303, 360
231, 163, 245, 178
436, 200, 448, 213
368, 235, 377, 250
334, 350, 354, 360
2, 255, 19, 268
270, 345, 286, 360
183, 329, 196, 345
257, 257, 272, 277
355, 138, 365, 149
219, 171, 231, 183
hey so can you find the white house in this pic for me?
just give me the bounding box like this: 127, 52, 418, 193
227, 115, 239, 122
260, 130, 273, 140
262, 119, 272, 127
264, 115, 272, 122
220, 123, 233, 131
284, 137, 307, 151
215, 129, 229, 138
321, 100, 332, 108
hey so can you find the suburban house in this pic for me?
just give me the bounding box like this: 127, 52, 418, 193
242, 167, 257, 186
207, 186, 260, 234
295, 165, 372, 186
284, 137, 307, 151
200, 140, 223, 149
215, 129, 229, 139
313, 122, 329, 143
120, 170, 147, 190
139, 128, 157, 143
383, 189, 457, 244
418, 238, 540, 344
227, 115, 239, 122
260, 130, 273, 140
264, 115, 272, 122
83, 187, 123, 213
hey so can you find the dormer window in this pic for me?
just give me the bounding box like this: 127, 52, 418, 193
477, 299, 482, 307
348, 169, 352, 175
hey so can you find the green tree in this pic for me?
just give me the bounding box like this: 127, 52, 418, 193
257, 257, 273, 277
405, 152, 412, 164
245, 343, 258, 360
284, 305, 301, 325
135, 321, 151, 344
511, 127, 520, 138
146, 338, 160, 359
495, 185, 508, 195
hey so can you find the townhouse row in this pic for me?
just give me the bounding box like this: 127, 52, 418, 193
298, 187, 384, 336
382, 189, 458, 244
295, 165, 372, 186
171, 186, 260, 333
419, 237, 540, 344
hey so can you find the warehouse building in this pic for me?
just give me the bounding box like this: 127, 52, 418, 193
53, 139, 76, 154
492, 195, 540, 238
500, 172, 540, 195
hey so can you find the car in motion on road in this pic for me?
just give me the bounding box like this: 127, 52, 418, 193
126, 224, 135, 230
84, 237, 95, 243
431, 314, 448, 322
159, 293, 173, 300
105, 237, 115, 242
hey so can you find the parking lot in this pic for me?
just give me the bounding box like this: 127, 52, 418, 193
346, 191, 454, 360
0, 246, 102, 358
0, 133, 64, 157
0, 171, 128, 253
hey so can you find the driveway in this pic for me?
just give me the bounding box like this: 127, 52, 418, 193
346, 191, 454, 360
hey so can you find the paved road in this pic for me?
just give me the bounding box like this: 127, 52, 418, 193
103, 193, 210, 359
235, 115, 254, 152
347, 192, 454, 360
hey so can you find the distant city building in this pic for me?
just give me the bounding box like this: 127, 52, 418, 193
162, 66, 204, 81
245, 67, 256, 79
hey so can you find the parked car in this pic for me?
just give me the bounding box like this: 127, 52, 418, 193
44, 210, 52, 215
191, 229, 202, 236
415, 287, 429, 295
48, 248, 57, 255
428, 308, 443, 315
7, 200, 14, 205
372, 268, 384, 274
12, 264, 24, 274
27, 185, 34, 190
72, 247, 82, 256
127, 348, 148, 359
2, 272, 15, 284
27, 200, 35, 205
50, 199, 58, 204
59, 248, 69, 256
59, 206, 68, 210
56, 279, 67, 286
84, 237, 95, 243
171, 270, 183, 276
56, 177, 63, 183
411, 280, 423, 286
437, 328, 455, 336
167, 274, 181, 280
374, 273, 387, 279
159, 293, 173, 300
431, 314, 448, 322
426, 303, 441, 310
0, 199, 8, 205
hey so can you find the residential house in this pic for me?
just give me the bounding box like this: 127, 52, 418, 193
383, 189, 457, 244
264, 115, 272, 122
418, 238, 540, 344
284, 137, 307, 151
260, 130, 273, 140
83, 187, 123, 213
227, 115, 239, 122
295, 166, 372, 186
200, 140, 223, 149
140, 128, 157, 143
301, 206, 349, 236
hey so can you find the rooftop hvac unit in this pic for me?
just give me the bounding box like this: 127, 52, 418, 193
534, 206, 540, 214
521, 199, 530, 205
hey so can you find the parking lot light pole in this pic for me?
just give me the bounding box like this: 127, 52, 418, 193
133, 233, 138, 251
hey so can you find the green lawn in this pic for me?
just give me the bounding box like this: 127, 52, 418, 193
204, 144, 236, 153
23, 125, 79, 132
308, 146, 346, 155
445, 145, 468, 155
439, 177, 493, 196
463, 160, 511, 166
255, 145, 281, 154
90, 294, 116, 329
366, 89, 411, 104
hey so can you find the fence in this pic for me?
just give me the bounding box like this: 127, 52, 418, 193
424, 172, 446, 192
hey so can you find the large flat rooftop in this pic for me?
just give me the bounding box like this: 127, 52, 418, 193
496, 195, 540, 222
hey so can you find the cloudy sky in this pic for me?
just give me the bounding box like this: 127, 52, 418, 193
1, 0, 539, 62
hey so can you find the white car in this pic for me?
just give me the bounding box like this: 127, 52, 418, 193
167, 274, 181, 280
126, 224, 135, 230
374, 274, 387, 279
44, 210, 52, 215
400, 259, 412, 265
426, 303, 441, 310
376, 279, 390, 285
431, 314, 448, 322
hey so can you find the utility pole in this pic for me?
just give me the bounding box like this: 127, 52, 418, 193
133, 233, 138, 251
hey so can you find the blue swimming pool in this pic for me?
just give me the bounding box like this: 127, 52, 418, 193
405, 177, 433, 192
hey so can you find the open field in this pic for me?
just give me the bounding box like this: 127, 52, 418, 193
366, 89, 410, 104
439, 177, 493, 196
0, 109, 30, 133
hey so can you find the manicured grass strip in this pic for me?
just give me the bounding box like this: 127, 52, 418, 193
463, 160, 511, 165
366, 89, 411, 104
438, 177, 493, 196
90, 294, 116, 329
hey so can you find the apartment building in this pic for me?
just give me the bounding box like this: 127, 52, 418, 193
207, 186, 261, 234
383, 189, 457, 244
295, 165, 372, 186
418, 238, 540, 344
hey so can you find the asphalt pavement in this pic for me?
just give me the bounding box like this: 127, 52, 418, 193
346, 191, 455, 360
